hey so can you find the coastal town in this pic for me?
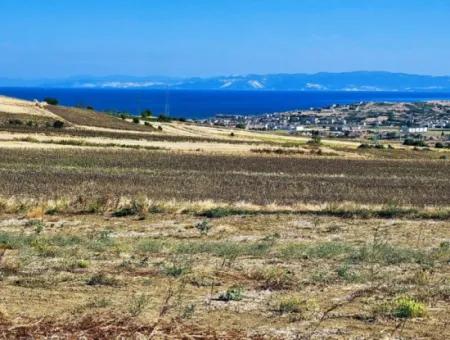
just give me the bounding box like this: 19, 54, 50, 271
204, 101, 450, 142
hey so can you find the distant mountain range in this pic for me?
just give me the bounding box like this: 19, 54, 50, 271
2, 71, 450, 91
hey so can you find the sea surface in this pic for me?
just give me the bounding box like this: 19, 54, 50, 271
1, 88, 450, 119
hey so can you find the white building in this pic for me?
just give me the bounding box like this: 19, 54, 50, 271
401, 126, 428, 134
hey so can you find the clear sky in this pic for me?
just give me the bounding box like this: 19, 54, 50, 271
1, 0, 450, 78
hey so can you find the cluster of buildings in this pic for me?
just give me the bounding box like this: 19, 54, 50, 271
203, 101, 450, 140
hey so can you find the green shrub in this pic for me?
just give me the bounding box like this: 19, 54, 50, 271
392, 297, 427, 318
198, 207, 248, 218
218, 286, 243, 302
252, 266, 294, 290
86, 273, 118, 286
8, 119, 23, 125
53, 120, 64, 129
141, 109, 152, 118
77, 260, 89, 269
157, 114, 172, 122
132, 117, 140, 124
161, 257, 192, 278
403, 138, 427, 147
128, 294, 150, 317
44, 97, 58, 105
336, 264, 360, 282
112, 206, 137, 217
274, 295, 307, 314
195, 220, 213, 235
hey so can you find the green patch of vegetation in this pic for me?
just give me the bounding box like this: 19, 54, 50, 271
195, 220, 213, 235
44, 97, 59, 105
218, 286, 244, 302
128, 294, 150, 317
274, 295, 307, 315
392, 297, 427, 318
336, 263, 361, 282
161, 256, 192, 278
136, 239, 165, 253
351, 243, 429, 265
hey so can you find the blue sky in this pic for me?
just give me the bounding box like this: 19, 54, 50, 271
1, 0, 450, 78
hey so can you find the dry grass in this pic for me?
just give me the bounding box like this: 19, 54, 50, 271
0, 210, 448, 338
0, 96, 449, 338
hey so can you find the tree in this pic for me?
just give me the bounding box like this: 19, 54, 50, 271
309, 130, 322, 145
157, 114, 172, 123
44, 97, 58, 105
53, 120, 64, 129
141, 109, 153, 119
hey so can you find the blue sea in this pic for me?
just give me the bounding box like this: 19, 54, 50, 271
1, 88, 450, 119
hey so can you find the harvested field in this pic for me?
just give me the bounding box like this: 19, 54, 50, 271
46, 105, 156, 131
0, 148, 449, 206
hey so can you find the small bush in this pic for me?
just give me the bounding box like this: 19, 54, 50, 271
157, 114, 172, 122
8, 119, 23, 125
161, 257, 192, 278
308, 131, 322, 146
112, 206, 138, 217
198, 207, 247, 218
336, 264, 360, 282
141, 109, 152, 118
218, 286, 243, 302
403, 138, 427, 147
44, 97, 59, 105
53, 120, 64, 129
86, 273, 118, 286
392, 297, 427, 318
251, 266, 294, 290
77, 260, 89, 269
195, 220, 213, 235
274, 295, 307, 315
132, 117, 140, 124
128, 294, 150, 317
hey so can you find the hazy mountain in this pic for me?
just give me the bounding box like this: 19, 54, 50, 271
2, 72, 450, 91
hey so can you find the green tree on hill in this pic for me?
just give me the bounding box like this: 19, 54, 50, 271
43, 97, 58, 105
141, 109, 153, 119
